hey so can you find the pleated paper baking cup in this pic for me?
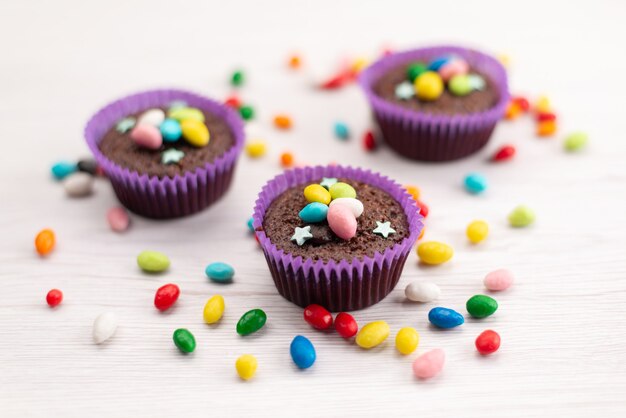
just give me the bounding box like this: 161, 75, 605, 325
85, 89, 244, 219
252, 165, 423, 312
359, 46, 509, 162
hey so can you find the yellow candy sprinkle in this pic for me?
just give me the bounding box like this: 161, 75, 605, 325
181, 119, 210, 147
245, 140, 267, 158
203, 295, 225, 324
466, 220, 489, 244
404, 185, 420, 200
356, 320, 390, 349
303, 184, 331, 205
395, 327, 419, 355
417, 241, 454, 265
535, 96, 551, 113
351, 57, 370, 74
236, 354, 258, 381
414, 71, 444, 101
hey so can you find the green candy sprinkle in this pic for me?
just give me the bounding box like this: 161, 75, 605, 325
329, 182, 356, 200
508, 205, 535, 228
231, 70, 244, 87
173, 328, 196, 353
466, 295, 498, 318
236, 309, 267, 336
564, 131, 588, 152
449, 75, 472, 96
240, 105, 255, 121
137, 250, 170, 273
406, 62, 427, 82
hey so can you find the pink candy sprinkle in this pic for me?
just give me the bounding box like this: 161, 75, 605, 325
438, 59, 469, 82
413, 348, 445, 379
327, 204, 357, 240
483, 269, 514, 291
130, 123, 162, 150
107, 207, 130, 232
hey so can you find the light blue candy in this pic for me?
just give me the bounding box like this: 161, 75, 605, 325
464, 173, 488, 194
428, 307, 464, 329
51, 161, 77, 180
290, 335, 316, 369
247, 217, 254, 232
205, 262, 235, 283
299, 202, 328, 223
428, 56, 452, 71
160, 118, 182, 142
334, 121, 349, 140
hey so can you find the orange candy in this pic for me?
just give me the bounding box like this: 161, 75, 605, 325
418, 228, 425, 240
288, 54, 302, 69
274, 114, 292, 130
35, 229, 55, 256
504, 102, 522, 120
280, 152, 294, 168
404, 185, 420, 201
537, 120, 557, 137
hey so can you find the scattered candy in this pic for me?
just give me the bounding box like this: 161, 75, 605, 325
51, 161, 77, 180
395, 327, 419, 355
508, 205, 535, 227
334, 312, 358, 338
395, 81, 414, 100
329, 198, 363, 218
492, 144, 516, 162
231, 70, 244, 87
319, 177, 338, 190
464, 173, 487, 194
334, 122, 350, 140
173, 328, 196, 353
512, 96, 530, 112
273, 114, 292, 129
137, 250, 170, 273
372, 221, 395, 238
63, 172, 94, 197
137, 108, 165, 127
303, 304, 333, 330
160, 119, 182, 142
116, 117, 136, 133
291, 226, 313, 246
35, 228, 55, 256
448, 74, 472, 96
236, 354, 257, 380
237, 308, 267, 335
534, 96, 551, 113
356, 321, 390, 349
181, 119, 210, 147
466, 220, 489, 244
93, 312, 118, 344
239, 105, 255, 120
46, 289, 63, 307
466, 295, 498, 318
107, 207, 130, 232
288, 54, 302, 69
329, 182, 356, 200
405, 281, 441, 303
475, 330, 501, 355
304, 184, 331, 205
362, 130, 376, 151
130, 123, 162, 150
484, 269, 514, 291
299, 202, 329, 223
327, 204, 357, 240
280, 152, 294, 168
417, 241, 453, 265
537, 120, 557, 137
428, 56, 452, 71
406, 62, 427, 82
404, 185, 420, 201
247, 217, 255, 232
224, 95, 241, 109
413, 348, 445, 379
77, 159, 98, 176
564, 131, 588, 152
414, 71, 444, 101
290, 335, 316, 369
428, 307, 464, 329
468, 74, 486, 90
245, 140, 267, 158
537, 111, 556, 122
504, 102, 522, 120
154, 283, 180, 312
161, 148, 185, 164
205, 262, 235, 283
416, 200, 429, 218
203, 295, 225, 324
168, 107, 205, 123
439, 59, 469, 82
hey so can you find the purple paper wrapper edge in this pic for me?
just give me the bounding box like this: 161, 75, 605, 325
84, 89, 245, 219
359, 46, 510, 162
252, 165, 424, 312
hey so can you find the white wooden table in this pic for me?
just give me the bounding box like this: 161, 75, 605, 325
2, 1, 626, 416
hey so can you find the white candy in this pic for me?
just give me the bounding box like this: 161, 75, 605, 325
405, 282, 441, 303
63, 172, 94, 197
329, 198, 364, 218
93, 312, 118, 344
137, 108, 165, 127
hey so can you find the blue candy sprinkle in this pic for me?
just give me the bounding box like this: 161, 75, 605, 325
334, 121, 350, 140
464, 173, 488, 194
428, 56, 452, 71
160, 118, 182, 142
428, 307, 465, 329
299, 202, 329, 223
51, 161, 77, 180
205, 262, 235, 283
247, 217, 254, 232
290, 335, 316, 369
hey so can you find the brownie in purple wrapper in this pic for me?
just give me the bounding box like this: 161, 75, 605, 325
85, 89, 244, 219
252, 165, 423, 312
360, 46, 509, 162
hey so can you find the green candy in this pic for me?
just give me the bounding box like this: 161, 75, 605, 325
508, 205, 535, 228
137, 250, 170, 273
564, 131, 588, 152
329, 182, 356, 200
173, 328, 196, 353
168, 107, 205, 123
240, 105, 255, 121
449, 75, 472, 96
466, 295, 498, 318
231, 70, 244, 87
236, 309, 267, 335
406, 62, 427, 82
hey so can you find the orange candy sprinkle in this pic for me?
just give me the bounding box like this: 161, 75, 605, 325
280, 152, 294, 168
274, 114, 292, 130
537, 120, 557, 137
288, 54, 302, 69
418, 228, 425, 240
404, 185, 421, 201
504, 102, 522, 120
35, 228, 55, 256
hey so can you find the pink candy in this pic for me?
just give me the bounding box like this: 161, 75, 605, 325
413, 348, 445, 379
438, 59, 469, 82
483, 269, 514, 291
327, 204, 357, 240
107, 206, 130, 232
130, 123, 162, 150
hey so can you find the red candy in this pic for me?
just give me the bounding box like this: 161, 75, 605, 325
303, 304, 333, 330
475, 330, 501, 355
416, 199, 429, 218
512, 96, 530, 112
492, 145, 516, 162
363, 131, 376, 151
46, 289, 63, 307
536, 112, 556, 122
334, 312, 358, 338
154, 283, 180, 311
224, 95, 241, 109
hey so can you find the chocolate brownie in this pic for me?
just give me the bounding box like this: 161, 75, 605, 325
98, 107, 234, 178
261, 179, 409, 262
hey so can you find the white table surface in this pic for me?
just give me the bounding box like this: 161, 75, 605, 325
2, 0, 626, 416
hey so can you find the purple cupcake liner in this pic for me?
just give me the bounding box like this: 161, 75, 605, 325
85, 89, 244, 219
359, 46, 509, 162
252, 165, 424, 312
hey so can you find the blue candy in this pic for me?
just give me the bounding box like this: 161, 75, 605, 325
247, 217, 254, 232
290, 335, 316, 369
160, 118, 182, 142
334, 121, 349, 140
428, 307, 464, 329
428, 56, 452, 71
464, 173, 488, 194
205, 262, 235, 283
298, 202, 328, 223
51, 161, 77, 180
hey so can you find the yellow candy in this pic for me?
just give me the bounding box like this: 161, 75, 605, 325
395, 327, 419, 355
351, 57, 370, 73
236, 354, 258, 381
168, 107, 205, 123
535, 96, 551, 113
303, 184, 331, 205
404, 185, 420, 200
181, 119, 210, 147
466, 220, 489, 244
414, 71, 444, 101
497, 53, 511, 68
417, 241, 454, 265
245, 140, 267, 158
356, 320, 390, 349
203, 295, 225, 324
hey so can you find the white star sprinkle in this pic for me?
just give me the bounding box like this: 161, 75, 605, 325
395, 81, 415, 100
373, 221, 396, 238
161, 148, 185, 164
319, 177, 338, 190
116, 117, 136, 133
291, 226, 313, 246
